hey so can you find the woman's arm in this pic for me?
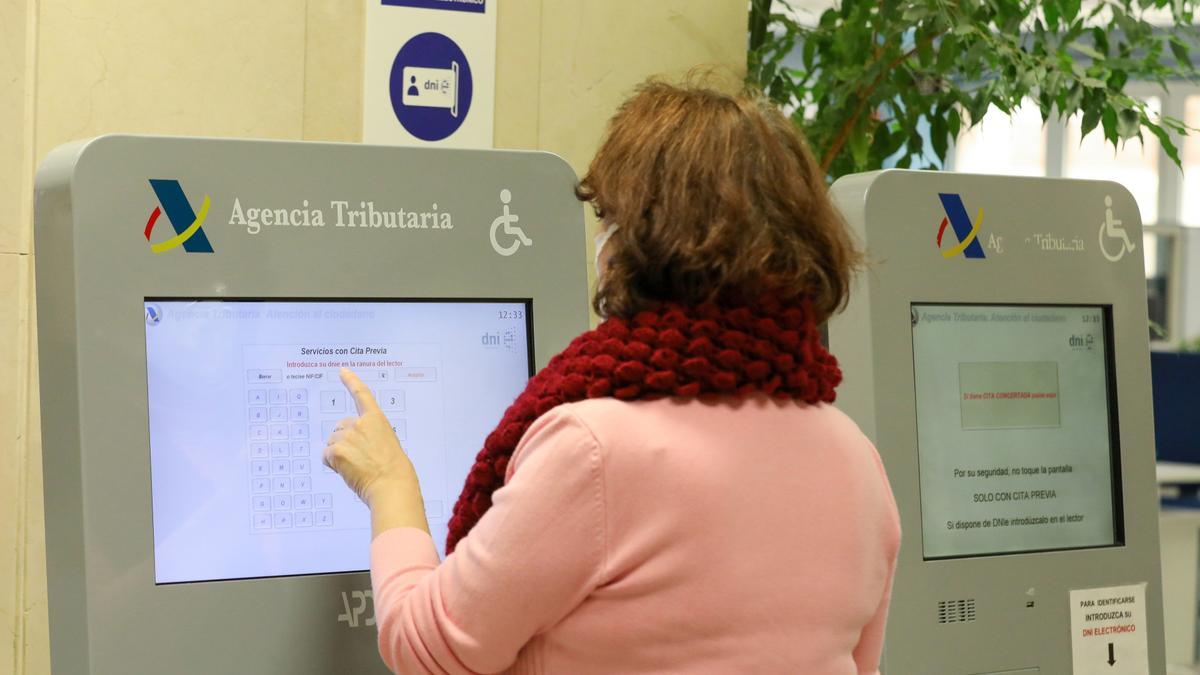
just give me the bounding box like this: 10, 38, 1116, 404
368, 473, 429, 539
323, 370, 607, 674
324, 368, 432, 540
851, 563, 895, 675
370, 409, 606, 674
852, 441, 902, 675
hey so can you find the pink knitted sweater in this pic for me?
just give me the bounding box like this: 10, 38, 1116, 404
371, 396, 900, 674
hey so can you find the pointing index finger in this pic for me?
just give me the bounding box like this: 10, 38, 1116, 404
340, 368, 381, 415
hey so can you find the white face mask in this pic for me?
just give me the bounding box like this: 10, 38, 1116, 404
593, 224, 619, 275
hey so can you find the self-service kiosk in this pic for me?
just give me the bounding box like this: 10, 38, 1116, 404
34, 136, 589, 674
829, 170, 1164, 674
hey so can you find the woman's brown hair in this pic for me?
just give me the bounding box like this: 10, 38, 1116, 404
577, 79, 861, 323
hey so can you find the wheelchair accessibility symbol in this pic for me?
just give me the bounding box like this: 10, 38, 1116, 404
1098, 195, 1136, 263
490, 189, 532, 257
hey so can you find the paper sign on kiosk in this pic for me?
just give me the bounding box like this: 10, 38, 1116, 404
1070, 584, 1150, 674
402, 63, 460, 117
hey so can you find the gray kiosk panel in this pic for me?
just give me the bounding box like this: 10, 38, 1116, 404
34, 136, 589, 674
829, 170, 1163, 674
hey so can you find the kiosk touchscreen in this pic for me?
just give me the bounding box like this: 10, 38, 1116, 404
912, 303, 1121, 561
829, 170, 1164, 674
145, 298, 534, 583
34, 136, 588, 674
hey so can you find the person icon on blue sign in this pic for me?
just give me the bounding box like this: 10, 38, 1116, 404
390, 32, 474, 141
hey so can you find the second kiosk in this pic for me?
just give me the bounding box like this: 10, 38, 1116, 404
829, 170, 1164, 675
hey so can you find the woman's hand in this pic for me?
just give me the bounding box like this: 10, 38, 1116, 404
324, 369, 428, 536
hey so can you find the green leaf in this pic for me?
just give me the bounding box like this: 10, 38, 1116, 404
1062, 84, 1085, 114
1070, 42, 1106, 60
848, 121, 872, 168
902, 5, 934, 22
908, 127, 925, 155
1170, 38, 1193, 70
1107, 69, 1128, 92
1043, 69, 1063, 95
936, 34, 959, 72
1101, 104, 1118, 146
947, 108, 962, 140
930, 112, 949, 161
1117, 108, 1141, 140
1080, 76, 1106, 89
886, 122, 907, 155
1018, 67, 1040, 93
869, 123, 893, 157
1145, 121, 1182, 169
1044, 1, 1061, 29
1091, 27, 1109, 57
802, 35, 817, 70
760, 61, 778, 89
967, 89, 992, 127
1164, 117, 1191, 134
919, 37, 936, 67
1080, 107, 1101, 138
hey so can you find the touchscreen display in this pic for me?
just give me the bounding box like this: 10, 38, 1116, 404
144, 299, 533, 583
911, 304, 1122, 559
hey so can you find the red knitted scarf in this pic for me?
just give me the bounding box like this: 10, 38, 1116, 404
446, 295, 842, 552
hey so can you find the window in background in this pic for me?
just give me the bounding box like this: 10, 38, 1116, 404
953, 103, 1047, 176
1144, 229, 1177, 342
1180, 96, 1200, 227
1065, 97, 1161, 224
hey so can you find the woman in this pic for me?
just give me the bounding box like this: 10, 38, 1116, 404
325, 81, 900, 674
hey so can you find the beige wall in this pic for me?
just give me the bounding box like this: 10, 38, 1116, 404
0, 0, 745, 671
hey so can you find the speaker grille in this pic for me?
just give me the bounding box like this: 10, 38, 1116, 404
937, 598, 977, 624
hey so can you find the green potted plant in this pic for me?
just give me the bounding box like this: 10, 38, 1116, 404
748, 0, 1199, 180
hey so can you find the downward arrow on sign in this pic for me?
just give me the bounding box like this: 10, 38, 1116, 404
1107, 642, 1116, 666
